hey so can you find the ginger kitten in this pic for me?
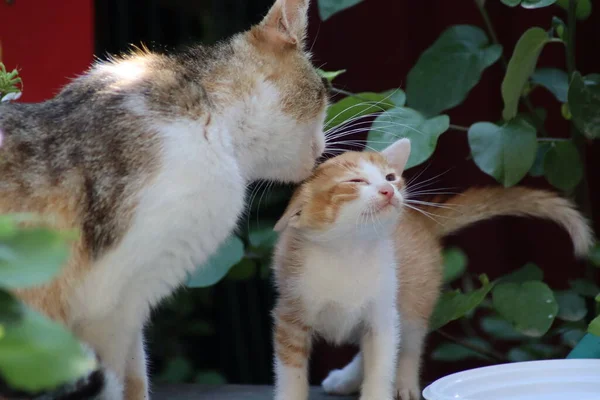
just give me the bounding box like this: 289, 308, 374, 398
271, 138, 592, 400
0, 0, 325, 398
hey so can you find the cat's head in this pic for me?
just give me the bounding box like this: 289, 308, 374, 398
274, 139, 412, 239
213, 0, 327, 183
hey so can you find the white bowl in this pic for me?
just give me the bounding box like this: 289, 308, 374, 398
422, 359, 600, 400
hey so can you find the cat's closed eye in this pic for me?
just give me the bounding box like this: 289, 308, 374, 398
346, 178, 368, 184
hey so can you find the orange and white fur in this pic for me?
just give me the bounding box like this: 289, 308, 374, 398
0, 0, 325, 398
271, 138, 592, 400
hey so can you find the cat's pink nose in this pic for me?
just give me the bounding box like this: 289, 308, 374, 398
378, 184, 394, 200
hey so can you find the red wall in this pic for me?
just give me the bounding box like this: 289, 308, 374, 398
0, 0, 94, 103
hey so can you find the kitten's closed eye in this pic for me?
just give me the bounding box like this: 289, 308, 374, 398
346, 179, 368, 184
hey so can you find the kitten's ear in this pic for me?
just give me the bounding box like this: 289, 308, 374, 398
382, 138, 411, 173
274, 190, 305, 232
257, 0, 310, 47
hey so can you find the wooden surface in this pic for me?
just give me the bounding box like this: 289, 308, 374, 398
154, 385, 355, 399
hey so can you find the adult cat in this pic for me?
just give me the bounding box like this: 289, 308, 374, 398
0, 0, 325, 398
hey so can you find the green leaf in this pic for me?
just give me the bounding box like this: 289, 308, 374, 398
543, 141, 583, 191
589, 243, 600, 267
0, 304, 97, 393
0, 227, 72, 289
501, 263, 544, 283
368, 107, 449, 169
318, 0, 364, 20
316, 68, 346, 83
195, 370, 227, 385
492, 281, 558, 337
531, 68, 569, 102
508, 347, 536, 362
561, 328, 586, 347
225, 259, 256, 281
481, 315, 526, 340
555, 290, 587, 322
529, 142, 552, 177
429, 275, 494, 331
157, 356, 192, 383
568, 72, 600, 139
521, 0, 558, 8
431, 338, 492, 362
406, 25, 502, 117
326, 92, 394, 129
187, 236, 245, 288
380, 88, 407, 107
0, 289, 23, 325
551, 16, 566, 41
502, 0, 557, 7
588, 315, 600, 336
556, 0, 592, 20
442, 247, 468, 283
468, 118, 537, 187
569, 278, 600, 298
249, 226, 278, 249
501, 27, 550, 120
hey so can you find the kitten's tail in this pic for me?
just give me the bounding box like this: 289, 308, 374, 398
416, 186, 593, 257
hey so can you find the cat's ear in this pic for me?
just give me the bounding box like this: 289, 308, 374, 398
382, 138, 411, 173
274, 190, 305, 232
258, 0, 310, 47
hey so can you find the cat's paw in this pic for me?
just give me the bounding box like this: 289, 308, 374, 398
396, 386, 421, 400
321, 369, 361, 396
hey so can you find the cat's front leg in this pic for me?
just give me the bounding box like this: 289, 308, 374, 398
360, 304, 400, 400
273, 304, 312, 400
124, 330, 149, 400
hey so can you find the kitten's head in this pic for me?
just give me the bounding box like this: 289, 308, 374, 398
274, 139, 411, 239
216, 0, 327, 183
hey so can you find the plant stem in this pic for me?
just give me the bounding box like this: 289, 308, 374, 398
565, 0, 597, 320
437, 329, 507, 363
474, 0, 507, 69
566, 0, 577, 78
449, 124, 470, 132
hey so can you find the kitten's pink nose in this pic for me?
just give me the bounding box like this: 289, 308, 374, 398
378, 184, 394, 200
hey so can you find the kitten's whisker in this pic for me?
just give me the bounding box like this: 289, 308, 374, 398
406, 168, 455, 193
405, 162, 433, 188
405, 199, 462, 211
403, 203, 446, 227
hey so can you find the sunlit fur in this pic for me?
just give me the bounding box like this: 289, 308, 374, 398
0, 0, 326, 398
272, 138, 593, 400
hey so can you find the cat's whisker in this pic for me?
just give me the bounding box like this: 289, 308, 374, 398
325, 110, 385, 134
403, 203, 446, 227
324, 103, 388, 133
406, 168, 455, 193
405, 199, 462, 212
256, 180, 275, 226
326, 120, 421, 141
405, 163, 433, 188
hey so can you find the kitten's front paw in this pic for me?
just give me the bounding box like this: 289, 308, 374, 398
321, 369, 360, 396
396, 386, 421, 400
